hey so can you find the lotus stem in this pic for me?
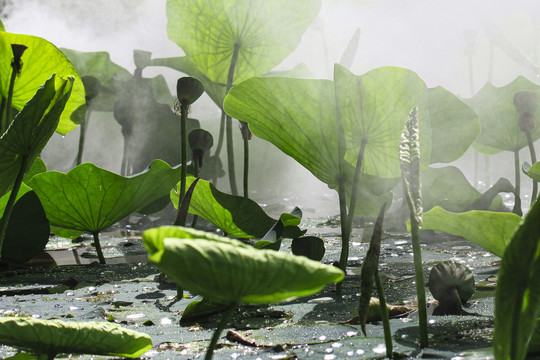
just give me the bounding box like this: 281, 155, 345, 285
375, 270, 393, 359
191, 161, 200, 228
174, 102, 189, 225
4, 44, 27, 133
0, 97, 6, 134
336, 177, 349, 295
212, 110, 226, 185
225, 42, 241, 196
0, 154, 29, 261
92, 231, 106, 265
120, 133, 130, 176
513, 150, 523, 216
525, 131, 538, 202
205, 303, 237, 360
242, 125, 249, 197
345, 139, 368, 234
410, 215, 428, 347
76, 109, 92, 166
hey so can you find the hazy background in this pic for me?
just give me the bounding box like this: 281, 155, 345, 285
2, 0, 539, 216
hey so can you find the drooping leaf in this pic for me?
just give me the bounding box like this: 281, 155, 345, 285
143, 226, 345, 304
166, 0, 321, 85
493, 198, 540, 359
465, 76, 540, 153
0, 75, 73, 198
428, 260, 475, 315
255, 207, 303, 250
0, 317, 152, 358
28, 160, 182, 232
420, 206, 522, 257
523, 161, 540, 182
0, 33, 85, 134
1, 190, 49, 264
172, 176, 301, 238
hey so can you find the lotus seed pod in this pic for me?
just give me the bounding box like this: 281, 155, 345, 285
81, 76, 101, 102
428, 260, 475, 315
513, 91, 537, 115
189, 128, 213, 167
133, 49, 152, 70
518, 112, 535, 133
176, 77, 204, 105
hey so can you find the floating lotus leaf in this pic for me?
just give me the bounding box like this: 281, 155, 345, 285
0, 33, 85, 134
143, 226, 344, 304
0, 317, 152, 358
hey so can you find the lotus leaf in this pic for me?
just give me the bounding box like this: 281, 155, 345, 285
0, 317, 152, 358
420, 206, 522, 257
0, 75, 73, 199
465, 76, 540, 153
28, 160, 182, 232
523, 161, 540, 182
166, 0, 321, 85
0, 33, 85, 134
143, 226, 344, 304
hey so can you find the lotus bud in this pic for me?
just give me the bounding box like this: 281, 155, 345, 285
81, 76, 101, 103
133, 49, 152, 70
176, 77, 204, 106
10, 44, 27, 75
428, 260, 475, 315
514, 91, 537, 115
188, 128, 214, 167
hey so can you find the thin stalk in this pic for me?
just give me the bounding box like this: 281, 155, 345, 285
375, 270, 393, 359
410, 216, 428, 347
525, 131, 538, 202
205, 303, 237, 360
76, 110, 92, 166
212, 110, 226, 185
120, 133, 130, 176
336, 177, 349, 295
191, 161, 200, 228
4, 65, 17, 133
225, 42, 241, 196
0, 155, 29, 261
242, 127, 249, 197
513, 150, 522, 216
345, 139, 368, 233
174, 102, 189, 225
92, 231, 106, 265
0, 97, 6, 134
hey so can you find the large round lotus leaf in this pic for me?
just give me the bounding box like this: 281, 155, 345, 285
166, 0, 321, 85
464, 76, 540, 153
143, 226, 345, 304
0, 317, 152, 358
0, 32, 85, 135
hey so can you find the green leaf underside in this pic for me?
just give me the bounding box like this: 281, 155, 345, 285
143, 226, 344, 304
0, 75, 73, 199
0, 317, 152, 358
29, 160, 181, 232
465, 76, 540, 153
523, 161, 540, 182
493, 198, 540, 360
0, 32, 85, 134
421, 206, 522, 257
166, 0, 321, 85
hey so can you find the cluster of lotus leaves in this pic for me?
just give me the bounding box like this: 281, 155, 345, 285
143, 226, 344, 304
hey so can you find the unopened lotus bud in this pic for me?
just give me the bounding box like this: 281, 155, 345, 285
11, 44, 27, 75
189, 128, 213, 167
81, 76, 101, 102
176, 77, 204, 105
518, 112, 535, 133
513, 91, 537, 115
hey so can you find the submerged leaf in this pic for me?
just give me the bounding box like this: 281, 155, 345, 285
143, 226, 344, 304
0, 317, 152, 358
494, 197, 540, 360
29, 160, 182, 232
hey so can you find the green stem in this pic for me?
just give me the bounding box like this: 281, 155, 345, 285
4, 64, 17, 133
375, 270, 393, 359
212, 110, 226, 185
120, 133, 130, 176
76, 109, 91, 166
0, 97, 6, 134
174, 102, 189, 224
242, 127, 249, 198
225, 42, 241, 196
92, 231, 106, 264
410, 216, 428, 347
205, 303, 237, 360
513, 150, 522, 216
336, 177, 349, 295
0, 155, 29, 261
191, 162, 200, 228
345, 139, 368, 233
526, 131, 538, 202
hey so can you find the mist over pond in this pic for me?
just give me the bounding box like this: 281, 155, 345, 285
2, 0, 539, 215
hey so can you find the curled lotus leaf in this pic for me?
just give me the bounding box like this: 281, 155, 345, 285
143, 226, 344, 304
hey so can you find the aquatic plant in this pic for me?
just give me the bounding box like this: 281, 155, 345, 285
143, 226, 344, 359
0, 317, 152, 359
28, 160, 182, 264
428, 260, 475, 315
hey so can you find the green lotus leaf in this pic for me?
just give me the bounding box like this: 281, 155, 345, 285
166, 0, 321, 85
0, 75, 73, 199
465, 76, 540, 153
0, 317, 152, 358
0, 18, 4, 32
523, 161, 540, 182
28, 160, 182, 232
23, 157, 46, 183
171, 176, 302, 238
143, 226, 344, 304
494, 198, 540, 360
420, 206, 522, 257
0, 33, 85, 135
421, 166, 503, 212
